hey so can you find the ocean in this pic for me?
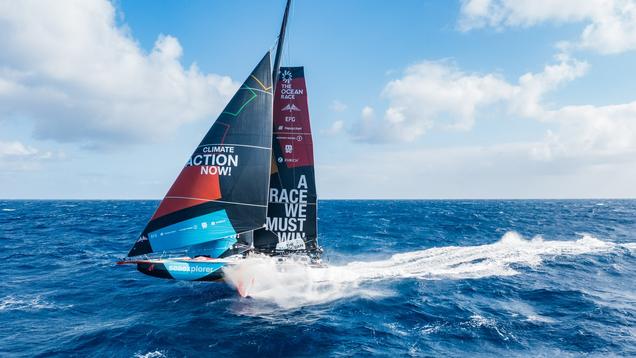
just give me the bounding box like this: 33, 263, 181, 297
1, 200, 635, 357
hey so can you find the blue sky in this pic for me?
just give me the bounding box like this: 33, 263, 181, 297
1, 0, 636, 199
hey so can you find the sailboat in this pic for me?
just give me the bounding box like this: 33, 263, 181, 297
117, 0, 320, 282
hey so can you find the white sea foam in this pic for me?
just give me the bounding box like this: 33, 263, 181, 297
0, 295, 71, 312
222, 232, 628, 310
133, 351, 166, 358
1, 208, 15, 212
624, 242, 636, 252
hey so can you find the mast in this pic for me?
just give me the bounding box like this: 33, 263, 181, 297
273, 0, 291, 84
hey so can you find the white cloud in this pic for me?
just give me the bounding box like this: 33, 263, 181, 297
349, 53, 636, 170
383, 61, 514, 130
510, 54, 589, 118
322, 120, 345, 136
459, 0, 636, 54
0, 140, 59, 171
351, 106, 386, 141
0, 0, 237, 146
318, 142, 636, 199
540, 102, 636, 160
361, 106, 375, 119
351, 55, 588, 143
329, 100, 348, 112
0, 140, 39, 158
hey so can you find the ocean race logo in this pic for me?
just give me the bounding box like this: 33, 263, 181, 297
186, 145, 238, 176
281, 69, 293, 84
267, 174, 309, 250
279, 70, 304, 100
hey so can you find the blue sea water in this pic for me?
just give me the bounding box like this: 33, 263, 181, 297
0, 200, 635, 357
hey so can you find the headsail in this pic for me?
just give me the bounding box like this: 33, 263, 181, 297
127, 52, 273, 258
254, 67, 318, 254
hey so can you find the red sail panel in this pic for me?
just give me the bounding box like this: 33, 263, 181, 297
273, 68, 314, 168
151, 165, 221, 220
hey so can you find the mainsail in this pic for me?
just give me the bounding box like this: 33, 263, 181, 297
127, 53, 273, 258
254, 67, 319, 254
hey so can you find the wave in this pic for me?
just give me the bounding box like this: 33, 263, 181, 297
624, 242, 636, 251
1, 208, 16, 212
133, 351, 166, 358
0, 295, 72, 312
223, 232, 630, 310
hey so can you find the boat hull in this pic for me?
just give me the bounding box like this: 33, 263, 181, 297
135, 259, 226, 281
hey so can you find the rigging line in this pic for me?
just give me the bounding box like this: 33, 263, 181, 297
287, 0, 294, 66
273, 0, 291, 83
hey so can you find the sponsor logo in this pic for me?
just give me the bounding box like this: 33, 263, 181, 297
285, 144, 293, 154
167, 264, 219, 274
281, 103, 301, 112
276, 237, 306, 251
279, 70, 304, 99
281, 69, 293, 84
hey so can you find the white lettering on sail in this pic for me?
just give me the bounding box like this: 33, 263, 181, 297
298, 175, 307, 189
202, 146, 234, 154
269, 174, 310, 250
266, 217, 306, 232
185, 145, 239, 176
200, 166, 232, 176
269, 188, 307, 203
280, 82, 304, 100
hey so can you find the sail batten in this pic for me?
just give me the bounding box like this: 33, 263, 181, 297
127, 52, 273, 258
161, 198, 268, 208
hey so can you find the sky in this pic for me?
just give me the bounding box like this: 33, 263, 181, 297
1, 0, 636, 199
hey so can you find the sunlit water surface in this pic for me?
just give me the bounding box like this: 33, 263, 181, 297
1, 200, 635, 357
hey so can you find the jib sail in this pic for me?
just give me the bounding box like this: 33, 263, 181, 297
127, 52, 273, 257
254, 67, 318, 253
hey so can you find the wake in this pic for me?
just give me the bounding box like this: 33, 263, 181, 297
222, 232, 633, 309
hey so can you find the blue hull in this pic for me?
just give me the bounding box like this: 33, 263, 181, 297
136, 259, 226, 281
